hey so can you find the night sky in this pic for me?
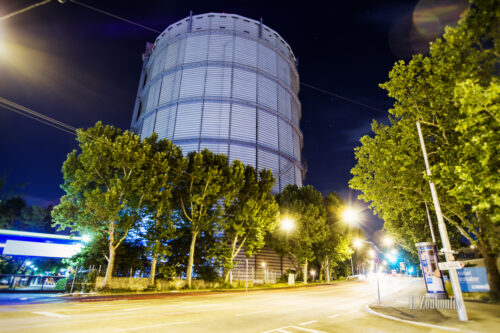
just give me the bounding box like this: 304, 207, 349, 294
0, 0, 466, 236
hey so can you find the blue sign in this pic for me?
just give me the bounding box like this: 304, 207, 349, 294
458, 267, 490, 292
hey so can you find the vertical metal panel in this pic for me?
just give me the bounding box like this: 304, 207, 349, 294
154, 106, 169, 139
207, 34, 233, 62
277, 85, 291, 120
205, 66, 231, 97
230, 104, 256, 142
201, 102, 230, 139
257, 149, 279, 193
146, 80, 160, 112
279, 118, 293, 156
184, 35, 209, 63
234, 37, 257, 67
141, 113, 155, 139
164, 41, 179, 70
257, 75, 277, 110
257, 110, 278, 150
179, 67, 206, 99
279, 157, 294, 192
173, 103, 202, 140
159, 73, 174, 105
258, 43, 277, 76
229, 144, 256, 167
233, 68, 256, 102
276, 56, 291, 88
293, 131, 301, 161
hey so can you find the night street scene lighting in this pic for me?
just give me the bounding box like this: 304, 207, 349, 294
0, 0, 497, 332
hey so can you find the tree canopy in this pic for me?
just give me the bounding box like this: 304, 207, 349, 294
350, 0, 500, 295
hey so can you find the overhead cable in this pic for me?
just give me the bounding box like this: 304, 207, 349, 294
0, 0, 53, 22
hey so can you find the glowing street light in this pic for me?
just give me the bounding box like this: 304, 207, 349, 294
369, 249, 376, 258
391, 249, 398, 255
383, 236, 394, 246
261, 262, 266, 268
310, 270, 316, 282
341, 207, 360, 225
281, 217, 294, 233
353, 238, 363, 248
81, 234, 91, 243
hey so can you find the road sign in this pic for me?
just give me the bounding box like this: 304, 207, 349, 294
438, 261, 465, 270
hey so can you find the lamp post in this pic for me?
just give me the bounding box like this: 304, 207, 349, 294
416, 121, 468, 321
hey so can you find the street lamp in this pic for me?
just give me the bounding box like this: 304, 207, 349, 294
280, 217, 294, 233
383, 236, 394, 246
341, 207, 361, 225
310, 270, 316, 282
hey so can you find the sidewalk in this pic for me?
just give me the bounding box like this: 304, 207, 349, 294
367, 278, 500, 332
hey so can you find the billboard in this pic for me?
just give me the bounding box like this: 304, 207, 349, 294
3, 240, 82, 258
416, 242, 447, 297
458, 267, 490, 292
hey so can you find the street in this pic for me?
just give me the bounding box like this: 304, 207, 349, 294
0, 277, 432, 333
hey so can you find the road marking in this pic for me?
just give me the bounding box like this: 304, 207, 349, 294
328, 314, 340, 319
262, 326, 325, 333
115, 321, 190, 332
299, 320, 317, 326
235, 310, 268, 316
365, 304, 476, 332
118, 307, 145, 311
32, 311, 70, 318
19, 297, 28, 300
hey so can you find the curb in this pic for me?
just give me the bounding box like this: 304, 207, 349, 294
365, 304, 477, 333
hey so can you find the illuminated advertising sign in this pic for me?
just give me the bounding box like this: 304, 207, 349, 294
3, 240, 82, 258
458, 267, 490, 292
416, 242, 447, 297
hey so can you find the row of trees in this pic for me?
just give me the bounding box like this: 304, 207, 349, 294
349, 0, 499, 296
52, 122, 355, 288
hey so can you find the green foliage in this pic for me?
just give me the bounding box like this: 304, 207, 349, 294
220, 165, 279, 281
52, 122, 151, 287
175, 149, 238, 288
350, 0, 500, 294
54, 278, 67, 290
276, 185, 327, 282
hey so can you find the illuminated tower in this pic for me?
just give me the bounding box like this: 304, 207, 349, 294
131, 12, 304, 192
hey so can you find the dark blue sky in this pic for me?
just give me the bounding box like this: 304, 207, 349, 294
1, 0, 463, 236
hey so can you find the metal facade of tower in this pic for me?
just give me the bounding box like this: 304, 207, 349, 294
131, 13, 304, 192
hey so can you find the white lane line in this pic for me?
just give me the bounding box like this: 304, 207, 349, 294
235, 310, 268, 317
299, 320, 317, 326
115, 321, 190, 332
328, 314, 340, 319
117, 307, 145, 312
292, 326, 326, 333
32, 311, 70, 318
262, 326, 325, 333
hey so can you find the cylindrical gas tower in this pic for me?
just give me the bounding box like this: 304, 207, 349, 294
131, 12, 304, 192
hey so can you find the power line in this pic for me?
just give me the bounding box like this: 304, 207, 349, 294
0, 97, 77, 133
0, 0, 52, 22
68, 0, 161, 34
300, 82, 385, 113
0, 103, 75, 136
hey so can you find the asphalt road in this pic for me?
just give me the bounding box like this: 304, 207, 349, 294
0, 277, 432, 333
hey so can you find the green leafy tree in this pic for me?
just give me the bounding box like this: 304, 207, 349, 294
176, 149, 239, 288
350, 0, 500, 295
314, 192, 354, 282
139, 134, 184, 287
277, 185, 327, 283
220, 165, 279, 282
52, 122, 150, 288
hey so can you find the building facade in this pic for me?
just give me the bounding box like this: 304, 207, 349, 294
130, 12, 304, 193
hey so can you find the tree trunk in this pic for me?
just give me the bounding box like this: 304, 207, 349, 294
186, 231, 198, 289
149, 251, 158, 287
303, 260, 308, 284
326, 258, 330, 283
478, 244, 500, 297
103, 245, 116, 288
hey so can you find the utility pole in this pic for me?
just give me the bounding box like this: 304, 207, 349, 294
416, 121, 468, 321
